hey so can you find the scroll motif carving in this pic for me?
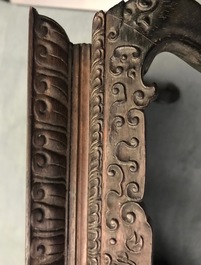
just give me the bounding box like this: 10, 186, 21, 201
109, 46, 156, 108
104, 252, 137, 265
123, 0, 159, 32
103, 153, 151, 263
126, 231, 144, 253
28, 9, 71, 265
102, 3, 154, 264
88, 11, 106, 265
110, 46, 141, 79
111, 83, 127, 105
103, 198, 152, 264
27, 1, 201, 265
123, 0, 177, 34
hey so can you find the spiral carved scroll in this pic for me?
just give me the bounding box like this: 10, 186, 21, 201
102, 2, 155, 264
28, 9, 71, 265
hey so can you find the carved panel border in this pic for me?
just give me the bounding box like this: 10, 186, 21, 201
100, 1, 157, 264
88, 11, 106, 265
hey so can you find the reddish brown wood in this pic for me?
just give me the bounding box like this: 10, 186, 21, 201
67, 43, 91, 265
76, 44, 91, 265
27, 1, 201, 265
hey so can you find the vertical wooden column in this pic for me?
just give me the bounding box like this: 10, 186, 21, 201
28, 8, 92, 265
75, 44, 91, 265
100, 2, 156, 265
88, 11, 105, 265
67, 45, 79, 265
88, 4, 156, 264
27, 8, 72, 265
62, 43, 91, 265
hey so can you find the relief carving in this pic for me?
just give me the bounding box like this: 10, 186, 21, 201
88, 10, 106, 265
102, 3, 155, 263
103, 157, 151, 263
107, 26, 120, 42
123, 0, 177, 34
107, 165, 124, 197
28, 9, 70, 265
109, 46, 156, 109
112, 83, 127, 105
103, 201, 152, 265
123, 0, 159, 32
110, 46, 141, 79
27, 1, 201, 265
104, 252, 137, 265
126, 231, 144, 253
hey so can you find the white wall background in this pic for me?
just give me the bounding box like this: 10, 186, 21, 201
1, 1, 201, 265
10, 0, 120, 11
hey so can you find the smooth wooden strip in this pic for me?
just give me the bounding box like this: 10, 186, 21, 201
67, 44, 80, 265
76, 44, 91, 265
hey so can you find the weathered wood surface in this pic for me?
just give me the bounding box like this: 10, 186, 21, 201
27, 1, 201, 264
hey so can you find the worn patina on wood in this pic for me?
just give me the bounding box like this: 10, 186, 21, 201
27, 1, 201, 264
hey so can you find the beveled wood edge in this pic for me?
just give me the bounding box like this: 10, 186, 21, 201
76, 43, 91, 265
87, 10, 105, 265
26, 7, 34, 265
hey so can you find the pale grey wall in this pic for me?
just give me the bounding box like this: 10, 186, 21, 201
1, 1, 201, 265
145, 53, 201, 265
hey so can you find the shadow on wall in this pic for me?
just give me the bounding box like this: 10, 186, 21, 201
143, 52, 201, 265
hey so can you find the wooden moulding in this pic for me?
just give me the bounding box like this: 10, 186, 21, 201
27, 8, 91, 265
27, 1, 201, 264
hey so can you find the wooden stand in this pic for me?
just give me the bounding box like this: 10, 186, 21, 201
27, 1, 201, 264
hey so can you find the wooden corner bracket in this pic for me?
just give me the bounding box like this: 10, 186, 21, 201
26, 1, 201, 264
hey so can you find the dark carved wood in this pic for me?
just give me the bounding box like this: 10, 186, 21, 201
27, 1, 201, 265
27, 9, 72, 265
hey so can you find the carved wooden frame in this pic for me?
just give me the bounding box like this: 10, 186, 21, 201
26, 1, 201, 264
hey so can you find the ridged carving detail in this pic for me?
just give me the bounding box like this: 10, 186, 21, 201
29, 10, 70, 265
88, 11, 105, 265
102, 3, 154, 264
123, 0, 159, 32
103, 198, 151, 264
109, 46, 156, 108
102, 80, 152, 263
107, 0, 177, 45
123, 0, 177, 33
